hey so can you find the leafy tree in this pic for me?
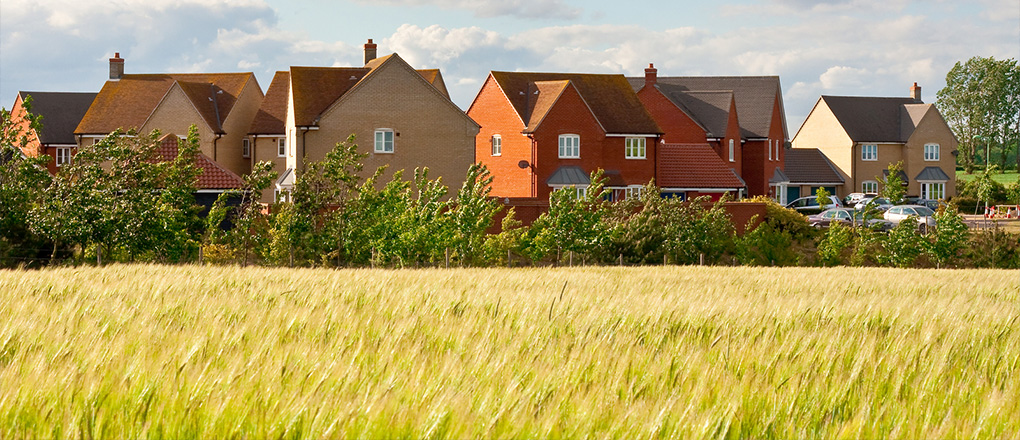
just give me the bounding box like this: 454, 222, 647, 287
735, 219, 798, 266
817, 221, 852, 266
0, 97, 55, 266
814, 187, 832, 207
213, 161, 277, 266
530, 170, 610, 264
661, 195, 734, 265
879, 161, 906, 205
602, 181, 667, 265
937, 57, 1020, 173
924, 202, 969, 268
877, 217, 923, 268
450, 163, 501, 266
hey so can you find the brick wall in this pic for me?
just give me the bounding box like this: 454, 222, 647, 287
469, 76, 534, 197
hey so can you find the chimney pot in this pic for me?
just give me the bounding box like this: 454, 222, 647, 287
109, 52, 125, 81
364, 38, 378, 65
644, 63, 657, 87
910, 82, 922, 102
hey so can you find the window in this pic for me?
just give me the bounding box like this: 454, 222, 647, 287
921, 182, 945, 200
242, 138, 250, 158
491, 134, 501, 156
554, 185, 587, 199
625, 137, 646, 159
625, 186, 642, 200
862, 180, 878, 194
862, 144, 877, 161
55, 147, 71, 166
776, 140, 781, 160
558, 134, 580, 158
277, 138, 286, 157
728, 139, 735, 162
924, 143, 939, 161
768, 139, 773, 161
375, 129, 394, 153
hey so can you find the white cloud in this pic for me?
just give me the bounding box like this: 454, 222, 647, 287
351, 0, 581, 19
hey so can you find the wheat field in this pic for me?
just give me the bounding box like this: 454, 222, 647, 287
1, 265, 1018, 439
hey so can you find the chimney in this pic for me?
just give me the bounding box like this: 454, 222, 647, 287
109, 52, 124, 80
644, 63, 657, 87
910, 82, 921, 102
363, 39, 377, 65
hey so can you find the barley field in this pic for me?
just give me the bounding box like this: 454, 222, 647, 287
1, 265, 1018, 439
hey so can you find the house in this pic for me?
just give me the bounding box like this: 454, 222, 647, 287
278, 40, 478, 198
75, 53, 264, 177
468, 71, 661, 201
792, 83, 957, 200
629, 71, 788, 198
8, 91, 97, 174
779, 148, 846, 203
247, 71, 290, 202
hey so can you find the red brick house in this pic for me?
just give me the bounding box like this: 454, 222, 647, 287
8, 91, 96, 174
468, 71, 662, 201
630, 71, 788, 198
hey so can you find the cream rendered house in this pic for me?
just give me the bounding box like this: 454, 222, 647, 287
277, 40, 479, 198
792, 84, 957, 200
75, 53, 264, 177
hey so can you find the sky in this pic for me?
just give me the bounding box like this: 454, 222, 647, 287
1, 0, 1017, 132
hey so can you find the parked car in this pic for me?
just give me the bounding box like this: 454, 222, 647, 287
808, 208, 893, 231
884, 205, 937, 231
786, 195, 842, 214
902, 197, 944, 211
844, 192, 876, 206
854, 196, 893, 212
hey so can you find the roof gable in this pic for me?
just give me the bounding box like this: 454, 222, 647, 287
820, 96, 923, 143
249, 71, 290, 134
76, 73, 254, 135
524, 80, 572, 132
655, 86, 734, 138
490, 71, 660, 135
636, 76, 784, 139
17, 91, 97, 144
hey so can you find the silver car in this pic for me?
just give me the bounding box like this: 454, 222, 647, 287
884, 205, 937, 231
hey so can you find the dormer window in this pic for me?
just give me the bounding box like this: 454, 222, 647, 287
375, 129, 394, 153
558, 134, 579, 159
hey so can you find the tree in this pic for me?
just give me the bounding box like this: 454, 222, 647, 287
450, 163, 501, 266
530, 170, 610, 263
924, 202, 969, 268
879, 161, 906, 205
937, 57, 1020, 173
814, 187, 832, 208
0, 97, 55, 266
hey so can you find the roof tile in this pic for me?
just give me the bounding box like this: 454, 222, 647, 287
155, 134, 244, 190
658, 143, 745, 189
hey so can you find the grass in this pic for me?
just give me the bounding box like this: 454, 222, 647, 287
956, 170, 1020, 185
1, 265, 1018, 439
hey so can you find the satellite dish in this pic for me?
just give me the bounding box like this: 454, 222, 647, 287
517, 160, 530, 169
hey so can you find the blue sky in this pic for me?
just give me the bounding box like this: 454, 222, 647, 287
1, 0, 1017, 131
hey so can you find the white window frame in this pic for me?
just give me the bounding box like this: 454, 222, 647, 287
768, 139, 773, 161
242, 138, 250, 158
624, 185, 642, 200
375, 129, 394, 154
924, 143, 940, 161
921, 182, 945, 200
775, 140, 781, 160
862, 144, 877, 161
862, 180, 878, 194
277, 138, 286, 157
491, 134, 501, 156
552, 185, 587, 199
558, 134, 580, 159
728, 139, 735, 162
55, 147, 72, 166
625, 137, 646, 159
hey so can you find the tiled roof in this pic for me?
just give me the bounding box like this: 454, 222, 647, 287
290, 66, 371, 126
415, 69, 450, 99
155, 134, 244, 190
784, 148, 845, 184
17, 91, 96, 144
249, 71, 290, 135
819, 96, 927, 143
769, 167, 790, 184
76, 73, 255, 135
491, 71, 661, 135
631, 76, 784, 139
915, 166, 951, 182
658, 143, 745, 189
656, 86, 734, 138
546, 165, 590, 186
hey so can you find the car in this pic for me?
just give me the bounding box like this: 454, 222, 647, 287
786, 195, 842, 214
854, 196, 893, 212
902, 197, 944, 211
844, 192, 877, 206
808, 208, 893, 231
884, 205, 937, 231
